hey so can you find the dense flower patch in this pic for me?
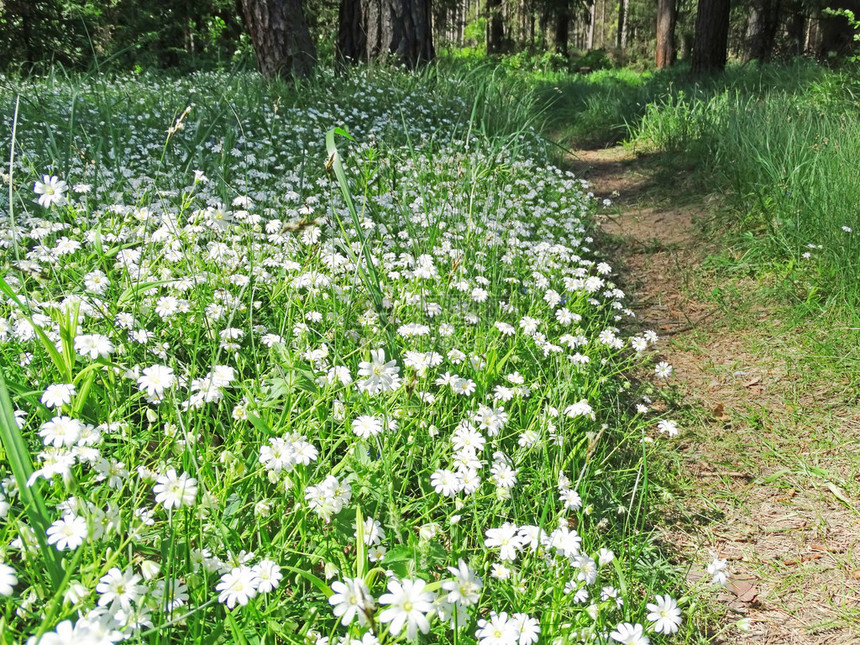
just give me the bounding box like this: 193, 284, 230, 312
0, 69, 683, 644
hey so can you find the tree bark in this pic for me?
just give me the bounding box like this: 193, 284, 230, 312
436, 5, 447, 44
392, 0, 435, 66
691, 0, 730, 74
587, 0, 596, 50
744, 3, 765, 62
786, 9, 806, 56
486, 0, 505, 53
680, 32, 694, 59
806, 12, 821, 55
240, 0, 316, 79
656, 0, 675, 67
616, 0, 628, 49
337, 0, 366, 65
338, 0, 435, 67
458, 0, 464, 45
554, 0, 570, 55
744, 0, 780, 62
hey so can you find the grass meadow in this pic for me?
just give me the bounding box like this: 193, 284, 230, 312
0, 66, 699, 643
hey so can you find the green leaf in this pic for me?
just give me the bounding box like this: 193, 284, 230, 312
246, 412, 273, 437
71, 369, 96, 417
355, 506, 366, 579
262, 376, 293, 402
281, 565, 333, 598
225, 610, 249, 645
422, 541, 448, 569
50, 299, 80, 375
222, 494, 243, 519
324, 128, 399, 362
296, 370, 318, 394
381, 545, 417, 578
91, 226, 103, 256
116, 279, 173, 308
266, 619, 298, 640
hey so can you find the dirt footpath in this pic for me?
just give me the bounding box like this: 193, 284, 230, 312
572, 146, 860, 644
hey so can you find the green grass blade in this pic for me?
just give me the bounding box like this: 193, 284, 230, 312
0, 369, 64, 591
355, 506, 366, 579
280, 565, 333, 598
324, 127, 399, 360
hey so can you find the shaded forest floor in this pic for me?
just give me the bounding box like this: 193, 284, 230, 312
570, 146, 860, 644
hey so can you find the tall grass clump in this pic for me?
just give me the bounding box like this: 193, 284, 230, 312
535, 59, 835, 149
631, 63, 860, 311
0, 64, 696, 643
535, 67, 672, 147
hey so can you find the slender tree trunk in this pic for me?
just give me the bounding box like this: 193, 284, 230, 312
486, 0, 504, 53
786, 9, 806, 56
616, 0, 628, 49
555, 0, 570, 55
600, 0, 606, 48
805, 13, 820, 54
691, 0, 730, 74
539, 2, 549, 48
744, 3, 764, 62
587, 0, 596, 50
437, 6, 447, 45
656, 0, 675, 66
530, 8, 536, 50
240, 0, 316, 79
681, 32, 694, 59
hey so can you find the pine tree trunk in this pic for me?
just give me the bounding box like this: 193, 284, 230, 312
392, 0, 435, 66
680, 32, 694, 59
744, 4, 764, 62
786, 9, 806, 56
600, 0, 606, 48
530, 8, 536, 50
554, 0, 570, 55
691, 0, 730, 74
587, 0, 596, 50
806, 13, 820, 55
486, 0, 505, 53
616, 0, 628, 49
337, 0, 366, 65
459, 0, 466, 45
439, 6, 448, 44
744, 0, 780, 62
339, 0, 435, 67
240, 0, 316, 79
656, 0, 675, 67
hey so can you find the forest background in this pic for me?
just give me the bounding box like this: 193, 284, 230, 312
0, 0, 858, 78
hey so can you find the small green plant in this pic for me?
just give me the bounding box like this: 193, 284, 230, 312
463, 17, 487, 48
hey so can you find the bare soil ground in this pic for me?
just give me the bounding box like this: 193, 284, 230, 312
572, 147, 860, 644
